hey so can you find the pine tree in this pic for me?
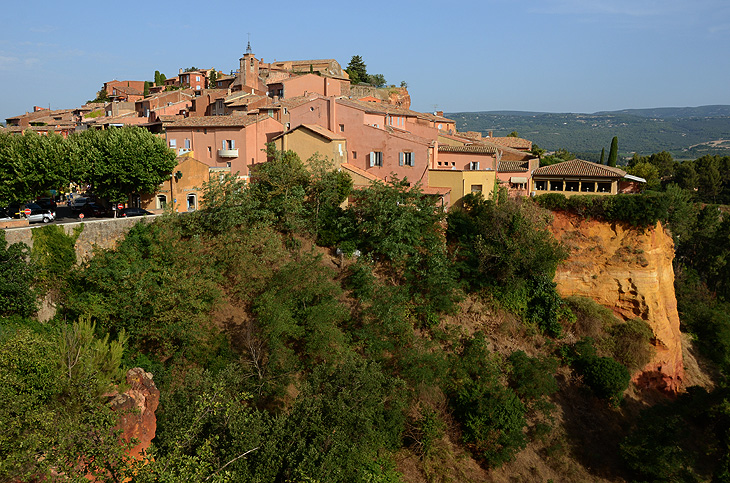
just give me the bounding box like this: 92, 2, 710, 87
600, 148, 605, 165
607, 136, 618, 167
345, 55, 368, 84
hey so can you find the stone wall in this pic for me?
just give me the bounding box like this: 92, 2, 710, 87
3, 215, 158, 263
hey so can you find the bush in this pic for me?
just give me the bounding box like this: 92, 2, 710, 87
608, 318, 655, 373
448, 334, 527, 467
576, 355, 631, 406
0, 233, 36, 317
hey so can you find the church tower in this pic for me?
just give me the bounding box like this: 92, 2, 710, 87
239, 40, 259, 91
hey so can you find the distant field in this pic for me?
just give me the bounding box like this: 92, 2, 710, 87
447, 105, 730, 162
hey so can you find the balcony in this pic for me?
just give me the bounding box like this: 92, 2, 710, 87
218, 148, 239, 158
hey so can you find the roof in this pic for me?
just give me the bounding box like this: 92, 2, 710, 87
377, 125, 434, 146
274, 123, 345, 142
498, 160, 530, 172
340, 163, 381, 182
484, 136, 532, 149
226, 94, 267, 107
438, 144, 498, 154
166, 113, 276, 128
532, 159, 626, 178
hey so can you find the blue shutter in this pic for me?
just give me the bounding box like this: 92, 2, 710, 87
231, 139, 235, 149
399, 152, 404, 166
369, 152, 375, 167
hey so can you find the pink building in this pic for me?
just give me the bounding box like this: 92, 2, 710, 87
179, 71, 206, 92
165, 114, 283, 176
136, 91, 193, 118
266, 73, 348, 99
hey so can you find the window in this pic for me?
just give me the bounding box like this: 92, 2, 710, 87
283, 107, 288, 115
196, 76, 200, 82
285, 123, 291, 130
535, 180, 547, 191
470, 161, 480, 170
339, 124, 345, 132
550, 180, 564, 191
156, 195, 167, 210
353, 151, 357, 159
369, 151, 383, 167
471, 185, 483, 193
399, 152, 414, 167
184, 138, 191, 149
169, 139, 177, 148
208, 146, 212, 157
565, 181, 579, 192
226, 162, 231, 167
598, 182, 611, 193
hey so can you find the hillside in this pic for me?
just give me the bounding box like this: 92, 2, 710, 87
448, 105, 730, 161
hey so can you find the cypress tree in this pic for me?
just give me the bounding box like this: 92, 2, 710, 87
607, 136, 618, 167
600, 147, 605, 165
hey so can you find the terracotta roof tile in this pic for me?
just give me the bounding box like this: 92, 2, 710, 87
341, 163, 381, 182
498, 160, 530, 172
484, 136, 532, 149
532, 159, 626, 178
438, 144, 498, 154
166, 114, 275, 128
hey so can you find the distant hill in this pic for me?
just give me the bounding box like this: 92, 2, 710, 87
447, 105, 730, 161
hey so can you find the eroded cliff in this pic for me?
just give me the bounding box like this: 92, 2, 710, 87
549, 211, 684, 393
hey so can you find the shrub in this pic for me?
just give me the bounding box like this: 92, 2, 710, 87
608, 318, 655, 373
448, 334, 527, 467
576, 355, 631, 406
0, 233, 37, 317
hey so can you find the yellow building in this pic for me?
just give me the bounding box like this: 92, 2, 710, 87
272, 123, 347, 167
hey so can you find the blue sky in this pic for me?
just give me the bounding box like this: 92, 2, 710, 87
2, 0, 729, 121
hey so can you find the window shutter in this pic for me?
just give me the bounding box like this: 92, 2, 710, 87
369, 152, 375, 167
222, 140, 226, 150
231, 139, 235, 149
399, 152, 404, 166
409, 153, 415, 166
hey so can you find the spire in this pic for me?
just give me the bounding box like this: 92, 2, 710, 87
246, 33, 252, 55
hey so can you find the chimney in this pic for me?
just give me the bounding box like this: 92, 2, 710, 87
488, 131, 493, 137
436, 110, 443, 117
179, 68, 183, 74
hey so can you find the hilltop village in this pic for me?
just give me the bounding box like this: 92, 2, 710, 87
3, 44, 645, 212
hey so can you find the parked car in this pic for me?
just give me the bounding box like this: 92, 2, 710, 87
76, 203, 107, 218
0, 207, 12, 222
68, 197, 90, 212
6, 202, 55, 223
36, 197, 58, 210
117, 207, 153, 217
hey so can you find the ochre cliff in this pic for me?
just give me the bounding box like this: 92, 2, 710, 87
549, 211, 684, 393
109, 368, 160, 458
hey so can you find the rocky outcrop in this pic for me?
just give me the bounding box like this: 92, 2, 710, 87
549, 211, 684, 393
109, 368, 160, 458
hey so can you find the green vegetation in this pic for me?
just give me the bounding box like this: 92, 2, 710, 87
0, 126, 177, 205
7, 142, 730, 481
607, 136, 619, 167
345, 54, 388, 87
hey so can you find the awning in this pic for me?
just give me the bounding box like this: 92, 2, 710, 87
510, 176, 528, 184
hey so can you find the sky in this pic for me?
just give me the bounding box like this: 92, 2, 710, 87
2, 0, 730, 121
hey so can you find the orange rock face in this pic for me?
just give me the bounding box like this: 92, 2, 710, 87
109, 368, 160, 458
549, 211, 684, 393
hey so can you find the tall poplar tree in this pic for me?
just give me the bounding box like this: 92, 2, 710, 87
600, 147, 605, 165
607, 136, 619, 167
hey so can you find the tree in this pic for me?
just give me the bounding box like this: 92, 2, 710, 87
67, 126, 177, 202
607, 136, 619, 167
368, 73, 387, 87
507, 131, 519, 138
0, 130, 69, 204
208, 69, 218, 87
345, 55, 368, 84
143, 81, 150, 97
154, 70, 162, 86
600, 147, 605, 165
0, 233, 36, 317
530, 144, 545, 161
400, 80, 408, 88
